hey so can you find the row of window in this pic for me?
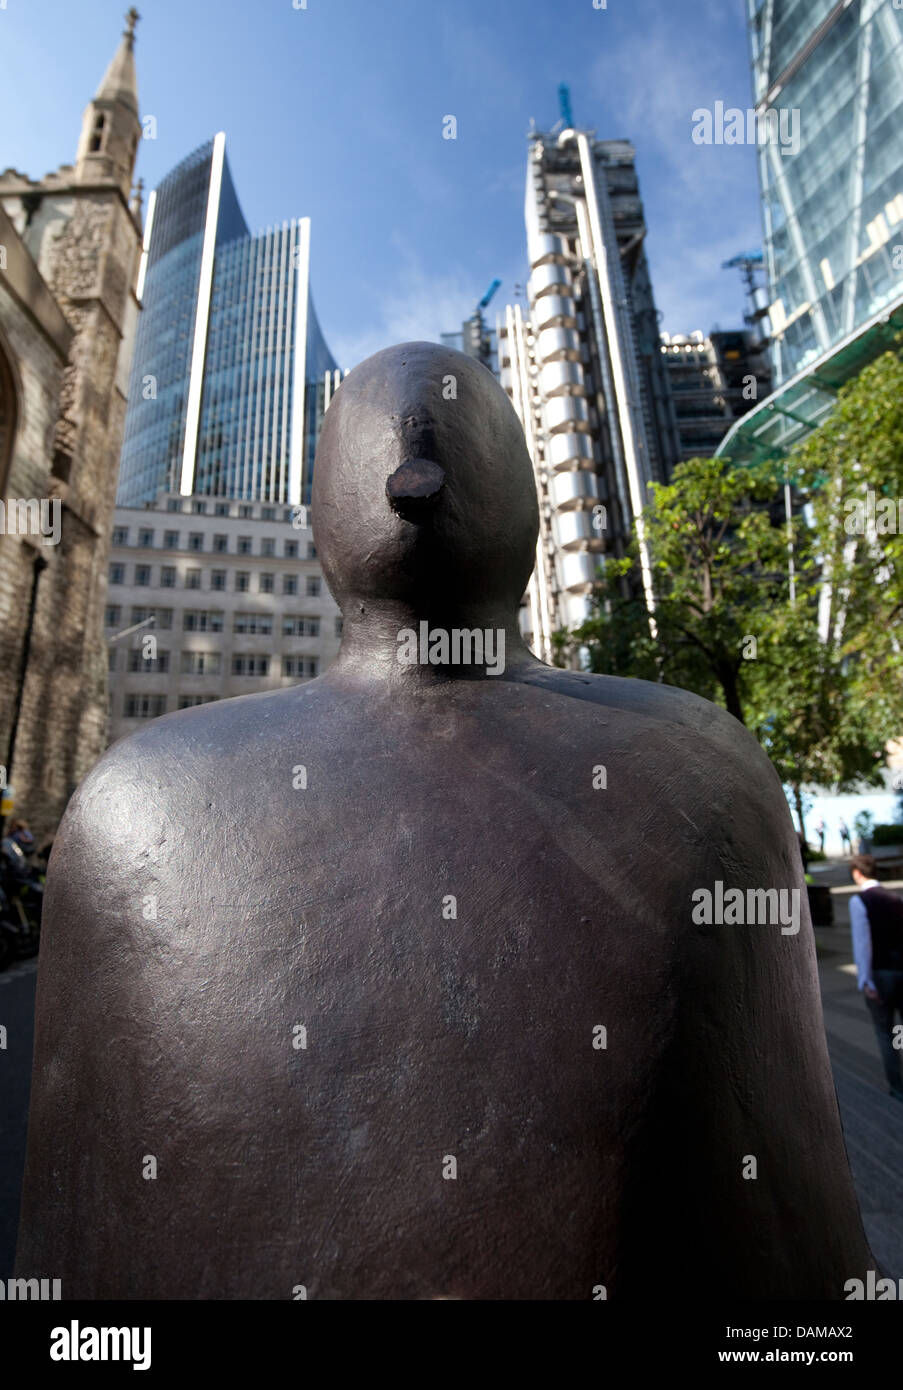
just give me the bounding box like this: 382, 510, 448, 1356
105, 606, 342, 636
121, 660, 320, 715
108, 563, 321, 596
112, 529, 315, 559
161, 499, 295, 520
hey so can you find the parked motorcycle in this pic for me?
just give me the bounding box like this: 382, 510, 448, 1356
0, 833, 43, 959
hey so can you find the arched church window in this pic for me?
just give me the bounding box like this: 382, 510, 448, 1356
90, 112, 106, 153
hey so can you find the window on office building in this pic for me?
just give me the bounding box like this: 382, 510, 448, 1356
284, 539, 298, 559
213, 534, 228, 553
282, 575, 297, 595
129, 607, 173, 630
307, 542, 317, 559
211, 570, 226, 591
112, 526, 129, 546
235, 571, 250, 592
306, 576, 321, 597
105, 605, 121, 627
164, 530, 179, 548
124, 694, 167, 718
160, 566, 176, 588
237, 535, 253, 555
109, 562, 125, 585
188, 532, 204, 552
259, 572, 275, 594
128, 648, 170, 673
180, 651, 221, 675
231, 654, 269, 676
134, 564, 151, 587
138, 528, 154, 548
183, 610, 223, 633
193, 500, 207, 514
166, 498, 182, 513
261, 506, 276, 521
185, 568, 202, 590
282, 657, 319, 678
282, 616, 320, 637
239, 504, 253, 519
214, 503, 230, 517
178, 694, 219, 709
261, 537, 275, 557
234, 612, 273, 635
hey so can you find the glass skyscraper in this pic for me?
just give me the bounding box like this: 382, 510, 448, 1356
751, 0, 903, 385
118, 134, 339, 506
720, 0, 903, 464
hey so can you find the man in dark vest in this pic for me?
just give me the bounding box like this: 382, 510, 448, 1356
850, 853, 903, 1100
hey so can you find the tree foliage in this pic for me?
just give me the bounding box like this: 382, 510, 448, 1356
562, 348, 903, 834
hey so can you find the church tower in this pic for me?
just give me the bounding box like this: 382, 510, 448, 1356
75, 7, 142, 201
0, 14, 145, 839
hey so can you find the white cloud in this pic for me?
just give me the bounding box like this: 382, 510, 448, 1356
330, 266, 481, 372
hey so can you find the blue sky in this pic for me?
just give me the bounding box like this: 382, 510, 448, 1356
3, 0, 764, 370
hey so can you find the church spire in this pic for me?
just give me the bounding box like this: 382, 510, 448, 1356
76, 10, 142, 199
94, 8, 140, 115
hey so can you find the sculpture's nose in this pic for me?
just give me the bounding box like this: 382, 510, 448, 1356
386, 458, 445, 521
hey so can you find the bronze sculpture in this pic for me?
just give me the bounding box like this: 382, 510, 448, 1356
17, 342, 874, 1298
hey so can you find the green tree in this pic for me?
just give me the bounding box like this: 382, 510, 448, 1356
567, 456, 787, 724
566, 396, 903, 841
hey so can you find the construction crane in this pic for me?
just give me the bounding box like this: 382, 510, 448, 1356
722, 251, 769, 333
466, 278, 502, 369
478, 278, 502, 313
558, 83, 574, 130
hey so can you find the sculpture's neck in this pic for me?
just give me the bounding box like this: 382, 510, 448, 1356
330, 598, 538, 685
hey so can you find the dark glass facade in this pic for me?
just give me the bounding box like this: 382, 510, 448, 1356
118, 136, 338, 505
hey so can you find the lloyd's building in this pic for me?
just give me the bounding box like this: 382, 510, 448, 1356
117, 134, 340, 506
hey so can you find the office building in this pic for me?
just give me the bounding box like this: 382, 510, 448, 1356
118, 134, 340, 507
721, 0, 903, 464
497, 114, 680, 655
106, 492, 342, 745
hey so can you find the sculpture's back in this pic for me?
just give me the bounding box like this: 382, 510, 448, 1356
16, 343, 874, 1298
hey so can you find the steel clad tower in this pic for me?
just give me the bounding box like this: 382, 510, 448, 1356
498, 113, 679, 659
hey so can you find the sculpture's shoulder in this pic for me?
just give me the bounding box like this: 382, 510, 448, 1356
521, 664, 775, 775
52, 684, 323, 872
514, 665, 790, 852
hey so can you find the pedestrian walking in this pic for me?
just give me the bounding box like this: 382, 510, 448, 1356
839, 817, 853, 855
815, 816, 826, 853
849, 854, 903, 1102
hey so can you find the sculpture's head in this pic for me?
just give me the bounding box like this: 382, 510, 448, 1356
311, 342, 539, 618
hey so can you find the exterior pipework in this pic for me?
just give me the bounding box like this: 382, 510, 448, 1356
569, 129, 657, 630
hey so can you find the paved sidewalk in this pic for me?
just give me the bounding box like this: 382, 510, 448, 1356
811, 860, 903, 1276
